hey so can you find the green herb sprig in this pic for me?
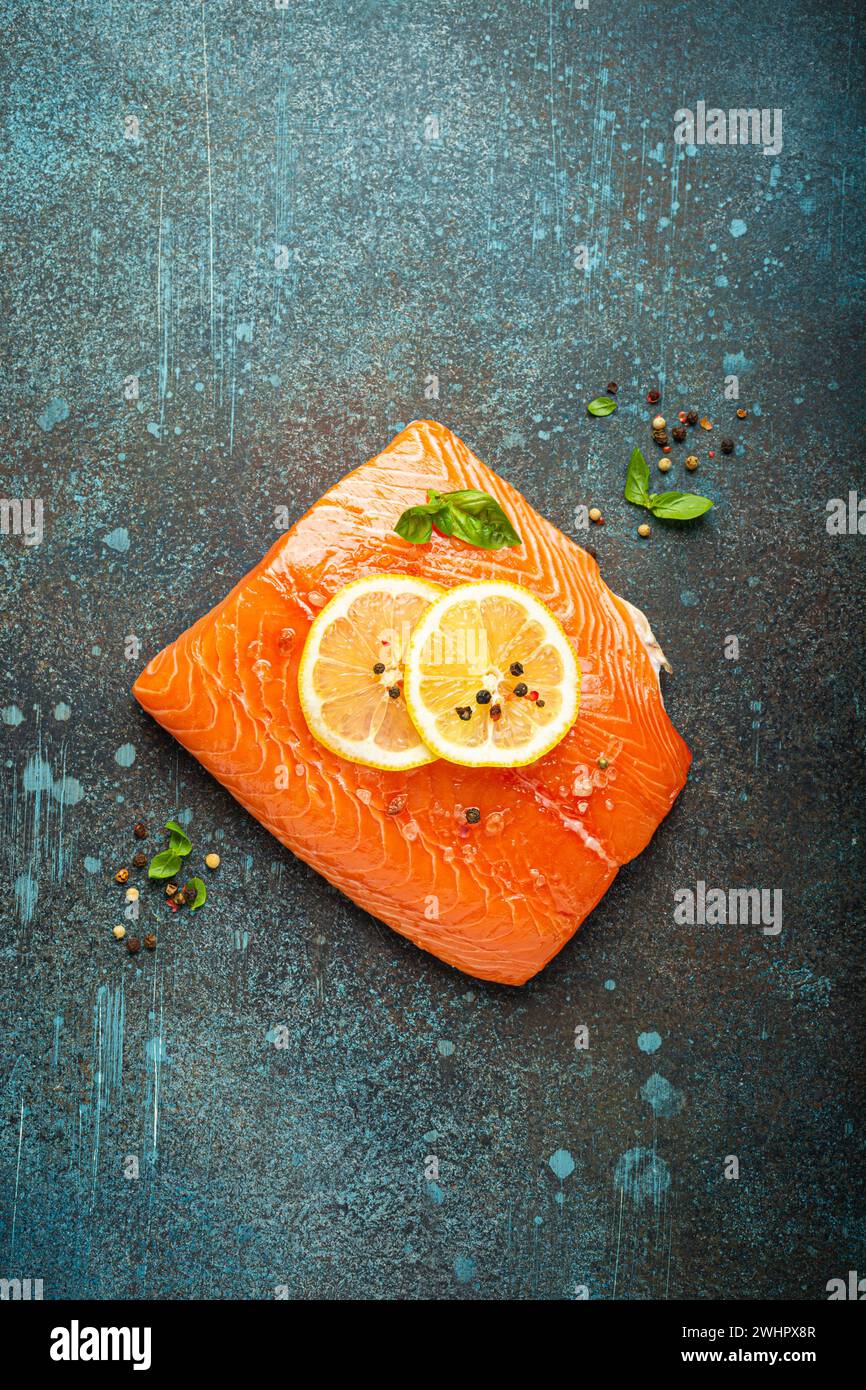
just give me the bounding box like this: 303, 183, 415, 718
395, 489, 522, 551
587, 396, 617, 417
624, 448, 714, 521
148, 819, 193, 879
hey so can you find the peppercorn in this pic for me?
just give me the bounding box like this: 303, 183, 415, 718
651, 414, 666, 431
685, 455, 699, 471
114, 867, 129, 885
653, 433, 670, 448
143, 933, 157, 951
133, 822, 148, 839
476, 689, 492, 704
373, 662, 385, 675
125, 887, 140, 903
646, 389, 661, 404
685, 410, 698, 426
513, 683, 528, 697
465, 807, 481, 825
456, 706, 472, 721
638, 523, 651, 538
182, 883, 198, 905
113, 925, 126, 940
720, 437, 734, 454
606, 381, 618, 395
205, 852, 220, 869
536, 699, 545, 708
658, 458, 672, 473
387, 685, 401, 699
528, 690, 539, 701
509, 661, 524, 676
597, 755, 609, 769
132, 851, 147, 869
165, 882, 178, 897
489, 704, 502, 721
671, 426, 686, 443
126, 936, 141, 954
589, 506, 603, 523
736, 408, 747, 419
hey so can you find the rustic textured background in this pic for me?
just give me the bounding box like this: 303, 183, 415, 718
1, 0, 864, 1300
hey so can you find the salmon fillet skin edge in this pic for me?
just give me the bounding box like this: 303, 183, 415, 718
133, 421, 691, 985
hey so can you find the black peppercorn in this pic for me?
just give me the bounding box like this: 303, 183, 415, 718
476, 689, 492, 704
387, 685, 401, 699
133, 822, 148, 839
509, 661, 524, 676
513, 682, 528, 697
720, 437, 734, 454
373, 662, 385, 675
132, 851, 147, 869
685, 410, 698, 426
465, 807, 481, 825
456, 706, 472, 721
143, 933, 157, 951
126, 936, 141, 954
671, 426, 687, 443
606, 381, 618, 394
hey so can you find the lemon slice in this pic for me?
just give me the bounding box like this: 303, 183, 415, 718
298, 574, 445, 770
404, 580, 580, 767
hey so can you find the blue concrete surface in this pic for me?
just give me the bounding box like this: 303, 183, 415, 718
1, 0, 864, 1299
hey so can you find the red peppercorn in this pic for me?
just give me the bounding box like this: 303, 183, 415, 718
528, 690, 539, 701
646, 389, 660, 404
662, 445, 671, 453
708, 450, 715, 458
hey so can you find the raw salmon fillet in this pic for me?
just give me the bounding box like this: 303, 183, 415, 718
134, 421, 690, 984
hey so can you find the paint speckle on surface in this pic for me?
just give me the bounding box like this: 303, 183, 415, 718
114, 743, 136, 767
729, 219, 747, 237
103, 527, 130, 553
680, 591, 699, 607
84, 856, 102, 874
614, 1147, 671, 1206
604, 979, 616, 991
36, 397, 69, 431
1, 705, 24, 726
637, 1031, 662, 1054
53, 703, 71, 721
640, 1072, 685, 1118
14, 870, 38, 923
52, 775, 85, 806
22, 754, 54, 793
549, 1148, 575, 1180
453, 1255, 477, 1284
437, 1039, 454, 1058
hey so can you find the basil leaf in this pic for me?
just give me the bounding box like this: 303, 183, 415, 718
149, 849, 183, 879
587, 396, 617, 417
649, 491, 714, 520
395, 489, 521, 550
186, 876, 207, 911
165, 819, 192, 857
395, 504, 436, 545
624, 448, 651, 506
446, 497, 521, 549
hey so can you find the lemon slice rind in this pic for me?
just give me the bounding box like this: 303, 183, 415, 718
403, 579, 580, 768
298, 573, 445, 771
